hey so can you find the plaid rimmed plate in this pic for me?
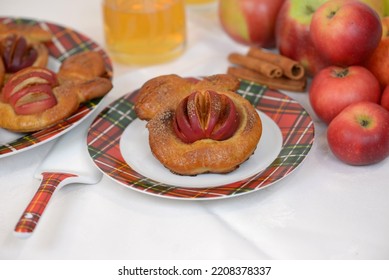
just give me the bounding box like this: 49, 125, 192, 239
87, 80, 315, 200
0, 17, 113, 158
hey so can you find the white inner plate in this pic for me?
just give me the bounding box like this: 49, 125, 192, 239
119, 111, 283, 188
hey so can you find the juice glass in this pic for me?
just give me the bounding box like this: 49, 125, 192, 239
102, 0, 186, 65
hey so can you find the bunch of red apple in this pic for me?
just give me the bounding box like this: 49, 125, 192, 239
219, 0, 389, 166
307, 0, 389, 166
310, 65, 389, 166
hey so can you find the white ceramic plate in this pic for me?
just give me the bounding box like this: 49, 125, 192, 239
119, 110, 283, 188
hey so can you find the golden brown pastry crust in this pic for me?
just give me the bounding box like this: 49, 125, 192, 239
147, 90, 262, 175
0, 22, 52, 43
135, 74, 240, 121
135, 74, 193, 121
56, 51, 113, 103
72, 77, 113, 103
193, 74, 242, 92
57, 51, 107, 84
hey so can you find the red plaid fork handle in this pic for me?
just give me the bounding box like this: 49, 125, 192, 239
14, 172, 78, 238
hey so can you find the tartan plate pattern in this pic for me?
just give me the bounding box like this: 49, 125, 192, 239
0, 17, 113, 158
87, 80, 315, 200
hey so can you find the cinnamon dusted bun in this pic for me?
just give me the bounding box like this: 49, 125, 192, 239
146, 88, 262, 176
135, 74, 262, 175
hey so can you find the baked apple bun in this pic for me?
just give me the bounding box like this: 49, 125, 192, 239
136, 74, 262, 176
0, 51, 112, 132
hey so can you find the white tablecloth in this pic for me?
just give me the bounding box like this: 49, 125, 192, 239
1, 0, 389, 260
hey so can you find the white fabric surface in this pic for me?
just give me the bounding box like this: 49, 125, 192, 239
1, 0, 389, 260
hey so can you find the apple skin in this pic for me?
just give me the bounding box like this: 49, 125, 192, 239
364, 17, 389, 89
381, 85, 389, 111
275, 0, 330, 76
309, 65, 381, 124
310, 0, 382, 67
366, 37, 389, 89
218, 0, 285, 48
327, 101, 389, 165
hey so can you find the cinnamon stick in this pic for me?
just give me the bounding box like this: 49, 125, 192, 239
247, 47, 305, 80
227, 66, 306, 92
228, 53, 283, 79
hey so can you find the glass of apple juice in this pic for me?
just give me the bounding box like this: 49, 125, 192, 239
102, 0, 186, 65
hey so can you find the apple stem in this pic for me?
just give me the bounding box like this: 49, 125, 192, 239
305, 5, 316, 16
334, 68, 349, 78
327, 10, 336, 19
360, 119, 369, 127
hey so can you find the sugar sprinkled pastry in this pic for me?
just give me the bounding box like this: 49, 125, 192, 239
135, 74, 262, 176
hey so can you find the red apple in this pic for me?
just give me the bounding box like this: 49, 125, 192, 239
365, 17, 389, 89
381, 85, 389, 111
275, 0, 330, 76
13, 87, 57, 115
0, 34, 38, 73
309, 65, 381, 124
173, 90, 240, 143
327, 101, 389, 165
2, 67, 58, 102
210, 94, 240, 140
1, 67, 58, 115
310, 0, 382, 67
218, 0, 285, 48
